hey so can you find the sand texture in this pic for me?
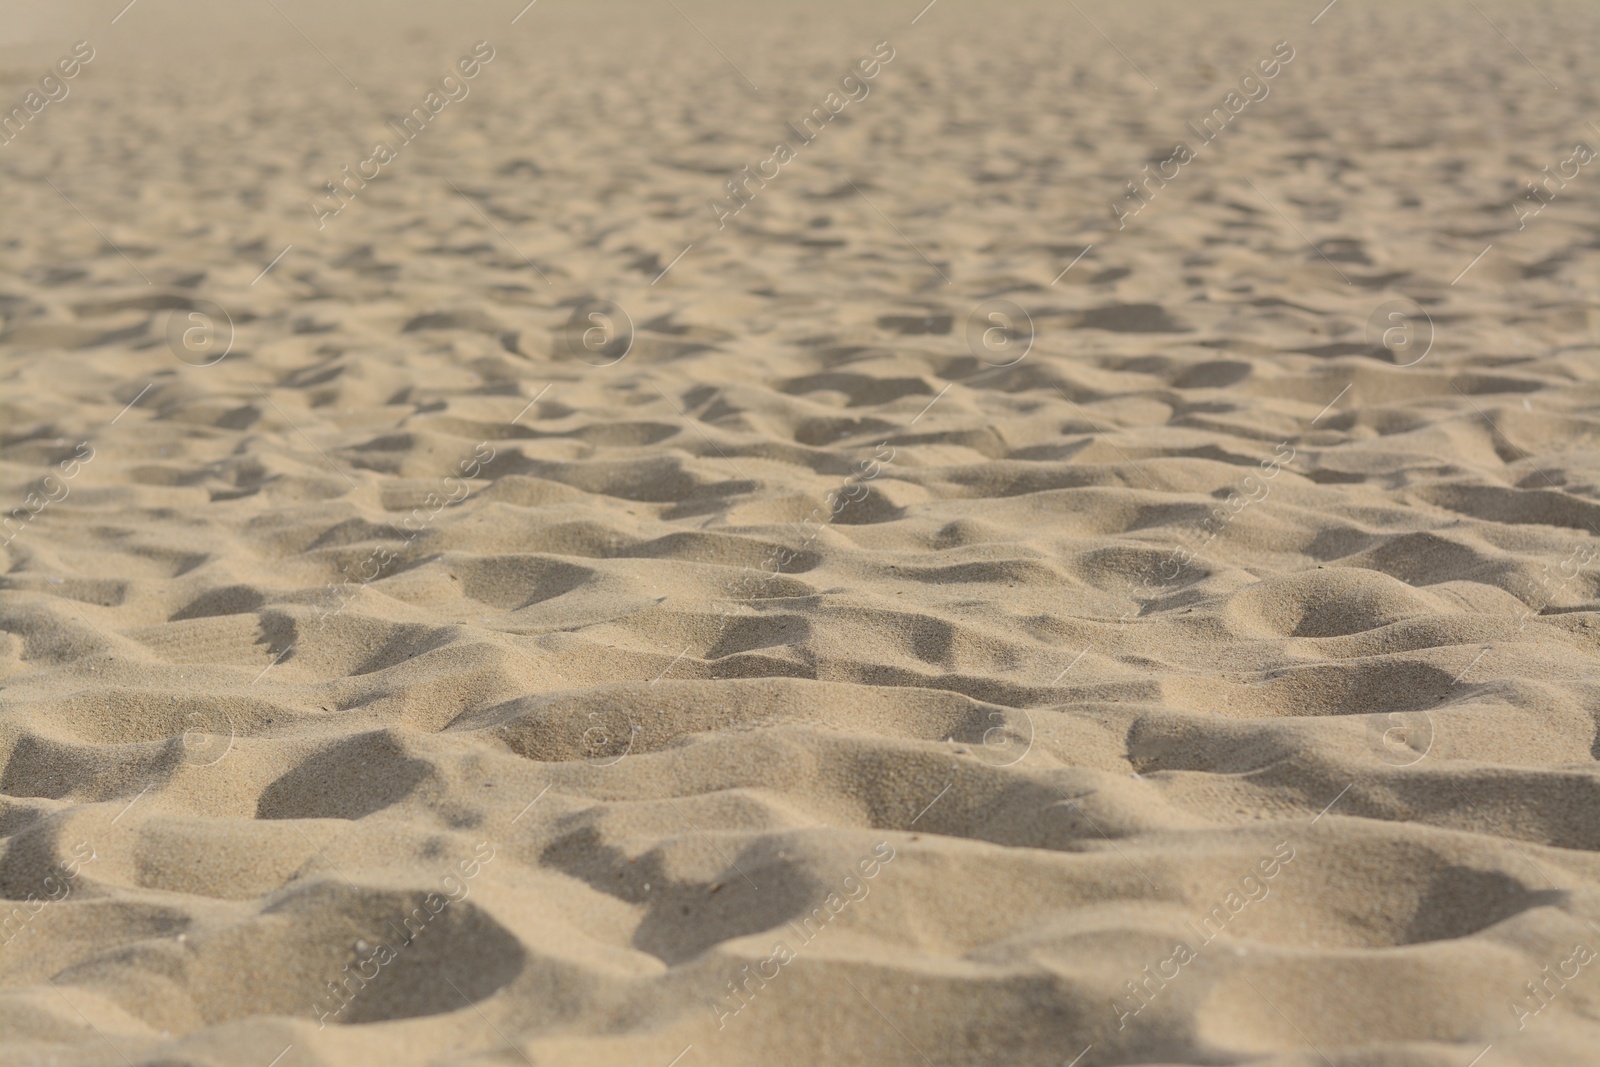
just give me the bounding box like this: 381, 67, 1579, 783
3, 1, 1600, 1064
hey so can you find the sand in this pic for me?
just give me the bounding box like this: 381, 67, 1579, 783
2, 0, 1600, 1064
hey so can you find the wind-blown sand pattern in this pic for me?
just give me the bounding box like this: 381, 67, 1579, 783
3, 1, 1600, 1064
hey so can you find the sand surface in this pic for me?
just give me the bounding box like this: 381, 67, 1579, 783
3, 1, 1600, 1064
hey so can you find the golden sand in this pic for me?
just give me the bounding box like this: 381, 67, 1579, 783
2, 1, 1599, 1064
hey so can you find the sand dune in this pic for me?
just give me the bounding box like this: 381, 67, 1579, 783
3, 1, 1600, 1064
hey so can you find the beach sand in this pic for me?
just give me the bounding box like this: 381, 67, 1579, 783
3, 1, 1600, 1064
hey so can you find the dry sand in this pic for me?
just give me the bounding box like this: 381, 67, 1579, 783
2, 1, 1600, 1064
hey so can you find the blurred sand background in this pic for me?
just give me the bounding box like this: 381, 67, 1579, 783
3, 1, 1600, 1064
